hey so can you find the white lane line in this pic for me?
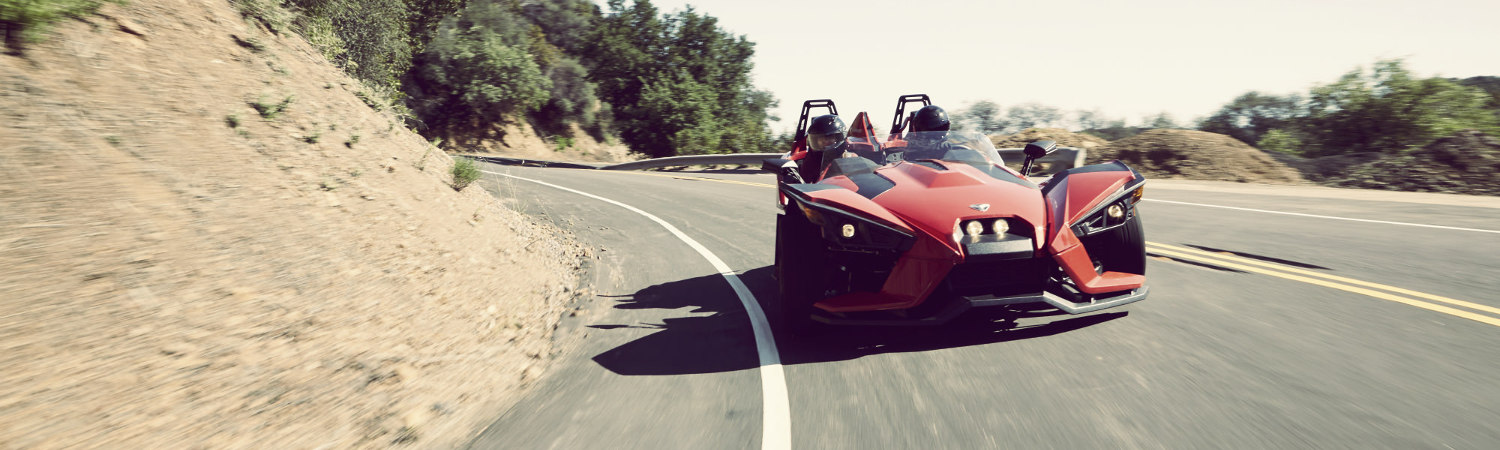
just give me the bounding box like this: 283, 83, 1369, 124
482, 169, 792, 450
1144, 198, 1500, 234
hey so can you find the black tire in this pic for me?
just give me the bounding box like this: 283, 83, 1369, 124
1084, 209, 1146, 275
775, 207, 826, 336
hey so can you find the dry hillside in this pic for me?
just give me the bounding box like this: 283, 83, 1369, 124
440, 122, 637, 164
990, 127, 1110, 150
1, 1, 587, 448
1089, 129, 1305, 184
1329, 130, 1500, 196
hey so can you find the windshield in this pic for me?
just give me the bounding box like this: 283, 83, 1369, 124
876, 131, 1004, 166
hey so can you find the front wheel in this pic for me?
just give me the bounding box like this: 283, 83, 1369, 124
775, 209, 827, 336
1084, 210, 1146, 275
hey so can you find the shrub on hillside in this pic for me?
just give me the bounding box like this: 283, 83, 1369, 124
289, 0, 412, 91
1256, 129, 1302, 155
450, 157, 480, 191
1, 0, 121, 51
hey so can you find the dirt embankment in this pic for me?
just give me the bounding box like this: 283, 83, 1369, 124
439, 122, 638, 164
1088, 129, 1305, 184
1, 1, 585, 448
1327, 130, 1500, 196
989, 125, 1497, 196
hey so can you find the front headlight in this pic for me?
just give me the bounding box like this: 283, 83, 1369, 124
991, 218, 1009, 235
791, 198, 915, 252
1072, 198, 1134, 237
964, 220, 985, 237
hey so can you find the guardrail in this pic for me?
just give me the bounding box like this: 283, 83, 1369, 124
461, 155, 602, 170
463, 148, 1088, 174
597, 153, 783, 171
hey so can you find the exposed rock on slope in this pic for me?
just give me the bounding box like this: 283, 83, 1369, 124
1090, 129, 1305, 184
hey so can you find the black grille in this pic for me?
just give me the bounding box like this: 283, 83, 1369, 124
944, 257, 1047, 297
827, 251, 901, 294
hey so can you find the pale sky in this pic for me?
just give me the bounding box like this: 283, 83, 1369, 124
603, 0, 1500, 133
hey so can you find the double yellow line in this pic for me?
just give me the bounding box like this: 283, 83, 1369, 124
596, 170, 1500, 329
1145, 242, 1500, 328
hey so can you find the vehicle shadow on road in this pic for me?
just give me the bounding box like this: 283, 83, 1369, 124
589, 266, 1125, 376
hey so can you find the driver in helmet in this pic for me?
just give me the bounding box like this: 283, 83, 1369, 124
902, 105, 954, 159
805, 114, 850, 176
911, 104, 951, 133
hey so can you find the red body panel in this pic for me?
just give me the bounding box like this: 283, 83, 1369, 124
805, 161, 1057, 313
1042, 170, 1146, 294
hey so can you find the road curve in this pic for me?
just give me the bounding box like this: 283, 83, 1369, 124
467, 164, 1500, 449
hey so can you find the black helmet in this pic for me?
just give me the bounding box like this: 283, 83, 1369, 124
807, 114, 847, 152
911, 105, 950, 132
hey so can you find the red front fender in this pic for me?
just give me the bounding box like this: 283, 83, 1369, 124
1042, 162, 1146, 295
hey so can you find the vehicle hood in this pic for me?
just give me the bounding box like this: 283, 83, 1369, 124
821, 160, 1048, 252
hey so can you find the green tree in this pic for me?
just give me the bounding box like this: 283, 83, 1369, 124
1198, 91, 1303, 146
404, 0, 468, 53
290, 0, 413, 90
1145, 111, 1179, 129
1004, 103, 1062, 132
958, 101, 1006, 134
1073, 108, 1110, 131
582, 0, 775, 157
1298, 59, 1498, 156
1256, 129, 1302, 154
531, 56, 599, 135
1456, 76, 1500, 116
518, 0, 598, 54
407, 1, 551, 130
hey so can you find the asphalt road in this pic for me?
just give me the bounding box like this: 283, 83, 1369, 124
467, 164, 1500, 449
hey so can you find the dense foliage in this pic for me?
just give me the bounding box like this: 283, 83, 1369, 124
289, 0, 414, 90
220, 0, 779, 156
1197, 92, 1302, 147
1199, 59, 1500, 156
581, 0, 776, 156
406, 1, 553, 129
954, 101, 1149, 140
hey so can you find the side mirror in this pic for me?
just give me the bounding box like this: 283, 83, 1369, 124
1023, 140, 1057, 159
762, 158, 805, 184
1021, 140, 1058, 177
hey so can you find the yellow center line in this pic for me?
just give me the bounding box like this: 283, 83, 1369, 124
1145, 245, 1500, 328
1146, 241, 1500, 317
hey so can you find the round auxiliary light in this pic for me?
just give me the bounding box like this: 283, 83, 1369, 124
840, 223, 856, 239
1107, 204, 1124, 219
991, 219, 1009, 235
964, 220, 985, 237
